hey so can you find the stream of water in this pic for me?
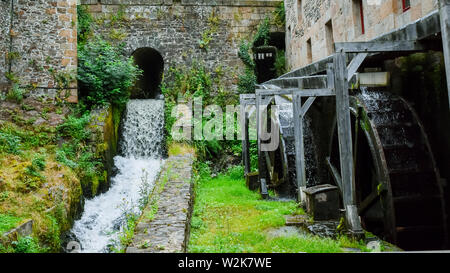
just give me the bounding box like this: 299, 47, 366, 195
69, 99, 164, 253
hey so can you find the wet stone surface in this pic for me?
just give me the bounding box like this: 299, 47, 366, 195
126, 154, 194, 253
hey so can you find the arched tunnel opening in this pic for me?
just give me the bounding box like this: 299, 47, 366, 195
131, 48, 164, 99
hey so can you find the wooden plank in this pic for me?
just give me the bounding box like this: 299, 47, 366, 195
333, 52, 362, 232
243, 111, 250, 176
257, 93, 270, 197
301, 97, 316, 115
327, 63, 335, 90
440, 0, 450, 108
278, 56, 334, 79
265, 75, 328, 89
293, 93, 307, 203
347, 53, 368, 80
325, 157, 342, 191
260, 178, 269, 199
335, 41, 425, 53
256, 88, 334, 97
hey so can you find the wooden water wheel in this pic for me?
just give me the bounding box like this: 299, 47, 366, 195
327, 89, 447, 250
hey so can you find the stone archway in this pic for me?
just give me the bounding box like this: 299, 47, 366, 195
131, 47, 164, 99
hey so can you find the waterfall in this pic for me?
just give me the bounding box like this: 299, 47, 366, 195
69, 100, 164, 253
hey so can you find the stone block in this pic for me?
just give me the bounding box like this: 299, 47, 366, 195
246, 172, 259, 191
303, 184, 340, 221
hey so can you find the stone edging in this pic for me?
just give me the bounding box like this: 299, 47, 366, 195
126, 153, 195, 253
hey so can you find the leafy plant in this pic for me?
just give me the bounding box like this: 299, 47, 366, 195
0, 131, 21, 155
271, 2, 286, 28
199, 11, 220, 51
6, 84, 24, 103
273, 50, 286, 77
11, 236, 41, 253
77, 39, 142, 108
77, 5, 93, 45
252, 17, 271, 49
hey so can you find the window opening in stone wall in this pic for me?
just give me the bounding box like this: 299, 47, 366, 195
306, 38, 312, 64
402, 0, 411, 12
325, 20, 335, 55
352, 0, 365, 35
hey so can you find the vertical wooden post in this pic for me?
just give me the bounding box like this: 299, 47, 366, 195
256, 94, 269, 198
244, 111, 250, 175
333, 52, 362, 233
293, 93, 306, 204
439, 0, 450, 107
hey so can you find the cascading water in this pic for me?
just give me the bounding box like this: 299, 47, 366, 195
69, 100, 164, 253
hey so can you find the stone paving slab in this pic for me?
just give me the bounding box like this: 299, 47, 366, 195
126, 154, 194, 253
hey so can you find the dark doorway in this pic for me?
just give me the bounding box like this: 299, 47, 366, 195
253, 32, 286, 84
131, 48, 164, 99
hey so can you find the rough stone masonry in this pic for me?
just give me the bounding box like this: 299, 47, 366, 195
0, 0, 78, 101
81, 0, 283, 92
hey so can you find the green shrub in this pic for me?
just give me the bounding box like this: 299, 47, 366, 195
77, 39, 142, 108
0, 132, 21, 155
162, 62, 244, 163
77, 5, 93, 45
273, 50, 286, 77
252, 17, 271, 48
238, 67, 257, 94
6, 84, 24, 103
227, 165, 244, 180
57, 113, 91, 143
12, 236, 41, 253
0, 214, 23, 234
31, 154, 46, 172
271, 2, 285, 28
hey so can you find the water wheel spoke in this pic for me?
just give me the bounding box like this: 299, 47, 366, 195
264, 151, 274, 181
353, 112, 360, 176
358, 190, 379, 215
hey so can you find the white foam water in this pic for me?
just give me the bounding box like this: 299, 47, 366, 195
70, 100, 164, 253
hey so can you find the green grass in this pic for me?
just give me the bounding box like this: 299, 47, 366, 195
189, 166, 368, 253
0, 214, 23, 234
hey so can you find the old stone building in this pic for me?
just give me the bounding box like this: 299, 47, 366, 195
0, 0, 282, 100
285, 0, 441, 69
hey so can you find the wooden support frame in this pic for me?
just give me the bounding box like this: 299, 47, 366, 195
246, 12, 449, 231
333, 51, 363, 233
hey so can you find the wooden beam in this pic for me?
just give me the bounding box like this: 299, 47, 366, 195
301, 97, 316, 115
278, 56, 334, 79
347, 53, 368, 80
292, 93, 307, 203
440, 0, 450, 108
326, 157, 342, 191
256, 88, 334, 97
335, 40, 425, 53
265, 75, 328, 89
333, 52, 362, 232
243, 111, 250, 176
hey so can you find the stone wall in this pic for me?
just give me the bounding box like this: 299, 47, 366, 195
285, 0, 439, 69
81, 0, 282, 92
0, 0, 77, 101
